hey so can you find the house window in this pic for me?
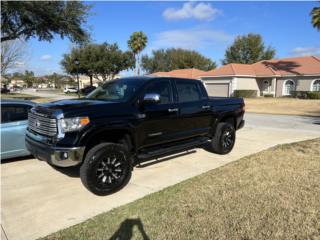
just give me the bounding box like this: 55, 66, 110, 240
311, 79, 320, 92
283, 80, 295, 95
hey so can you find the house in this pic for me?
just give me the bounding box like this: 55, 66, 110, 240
151, 68, 207, 79
151, 56, 320, 97
77, 74, 120, 88
9, 79, 26, 88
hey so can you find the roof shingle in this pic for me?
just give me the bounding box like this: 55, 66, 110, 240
151, 56, 320, 78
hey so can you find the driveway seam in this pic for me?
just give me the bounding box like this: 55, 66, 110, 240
1, 224, 9, 240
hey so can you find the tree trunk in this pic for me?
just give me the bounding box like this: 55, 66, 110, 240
134, 54, 138, 76
137, 52, 140, 76
90, 75, 93, 86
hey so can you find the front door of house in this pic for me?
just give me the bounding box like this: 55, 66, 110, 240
263, 80, 270, 93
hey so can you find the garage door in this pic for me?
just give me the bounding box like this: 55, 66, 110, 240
205, 83, 229, 97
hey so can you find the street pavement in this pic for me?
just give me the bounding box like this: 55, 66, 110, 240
1, 113, 320, 240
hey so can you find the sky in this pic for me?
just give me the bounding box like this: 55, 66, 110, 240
21, 1, 319, 76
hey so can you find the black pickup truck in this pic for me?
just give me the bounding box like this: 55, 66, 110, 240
26, 77, 245, 195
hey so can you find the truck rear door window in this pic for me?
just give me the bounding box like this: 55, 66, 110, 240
176, 81, 201, 103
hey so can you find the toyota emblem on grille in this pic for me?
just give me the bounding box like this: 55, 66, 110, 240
35, 120, 41, 127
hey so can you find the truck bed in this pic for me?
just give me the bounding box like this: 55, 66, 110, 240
209, 97, 244, 106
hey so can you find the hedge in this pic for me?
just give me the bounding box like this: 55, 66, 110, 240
233, 90, 257, 98
306, 91, 320, 99
290, 91, 320, 99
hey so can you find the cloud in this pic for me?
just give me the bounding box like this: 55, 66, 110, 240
163, 2, 222, 21
291, 47, 320, 57
14, 61, 26, 67
40, 54, 52, 61
151, 28, 233, 51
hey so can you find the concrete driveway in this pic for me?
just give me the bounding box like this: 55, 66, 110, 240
1, 113, 320, 240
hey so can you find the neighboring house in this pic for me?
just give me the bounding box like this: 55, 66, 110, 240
9, 79, 26, 88
151, 56, 320, 97
77, 74, 120, 88
151, 68, 207, 79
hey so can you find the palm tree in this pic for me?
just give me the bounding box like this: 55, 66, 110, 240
128, 31, 148, 76
311, 6, 320, 31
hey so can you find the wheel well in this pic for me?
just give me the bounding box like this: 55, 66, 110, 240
83, 129, 134, 157
220, 116, 236, 129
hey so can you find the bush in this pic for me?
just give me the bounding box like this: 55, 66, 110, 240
306, 91, 320, 99
290, 91, 308, 99
263, 94, 274, 98
290, 91, 320, 99
233, 90, 257, 98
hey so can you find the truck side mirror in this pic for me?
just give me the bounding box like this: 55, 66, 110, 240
143, 93, 160, 104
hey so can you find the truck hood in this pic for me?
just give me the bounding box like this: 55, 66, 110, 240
35, 98, 131, 118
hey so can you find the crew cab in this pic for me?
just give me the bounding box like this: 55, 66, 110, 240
26, 77, 245, 195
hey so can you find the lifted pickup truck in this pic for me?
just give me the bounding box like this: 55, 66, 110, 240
26, 77, 245, 195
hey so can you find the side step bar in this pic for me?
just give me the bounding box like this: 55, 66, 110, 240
137, 137, 210, 162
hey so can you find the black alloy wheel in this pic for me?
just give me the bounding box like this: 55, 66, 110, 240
210, 122, 236, 155
80, 143, 132, 195
221, 125, 235, 149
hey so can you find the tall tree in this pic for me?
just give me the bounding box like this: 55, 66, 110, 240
1, 1, 91, 43
128, 31, 148, 76
61, 43, 135, 82
23, 70, 35, 87
1, 39, 27, 75
142, 48, 216, 74
222, 33, 276, 65
47, 72, 60, 88
311, 5, 320, 31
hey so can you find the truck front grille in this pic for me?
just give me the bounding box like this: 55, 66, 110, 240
28, 111, 58, 137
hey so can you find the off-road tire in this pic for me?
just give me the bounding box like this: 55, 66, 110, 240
80, 143, 132, 195
210, 122, 236, 155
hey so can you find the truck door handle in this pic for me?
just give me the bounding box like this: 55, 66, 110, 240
202, 105, 210, 109
168, 108, 179, 112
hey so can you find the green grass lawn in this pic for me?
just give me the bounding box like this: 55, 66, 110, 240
43, 139, 320, 240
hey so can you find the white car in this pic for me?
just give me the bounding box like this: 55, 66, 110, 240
64, 87, 78, 94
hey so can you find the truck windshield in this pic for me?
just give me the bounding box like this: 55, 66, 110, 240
86, 79, 143, 102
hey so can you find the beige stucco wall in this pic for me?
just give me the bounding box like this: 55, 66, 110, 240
276, 76, 320, 97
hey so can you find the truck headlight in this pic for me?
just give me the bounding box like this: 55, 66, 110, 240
61, 117, 90, 133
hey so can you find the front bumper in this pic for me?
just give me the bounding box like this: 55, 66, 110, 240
26, 135, 85, 167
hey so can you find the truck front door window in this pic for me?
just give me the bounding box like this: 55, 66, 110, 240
143, 80, 172, 104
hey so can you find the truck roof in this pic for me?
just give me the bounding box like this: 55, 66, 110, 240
120, 76, 197, 82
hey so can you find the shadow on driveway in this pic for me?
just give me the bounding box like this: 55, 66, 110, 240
1, 155, 34, 164
51, 165, 80, 178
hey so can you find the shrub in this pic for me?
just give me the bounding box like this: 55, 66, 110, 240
290, 91, 308, 99
306, 91, 320, 99
290, 91, 320, 99
263, 94, 274, 98
233, 90, 257, 98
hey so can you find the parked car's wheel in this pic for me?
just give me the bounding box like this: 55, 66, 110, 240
80, 143, 132, 195
210, 122, 235, 154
